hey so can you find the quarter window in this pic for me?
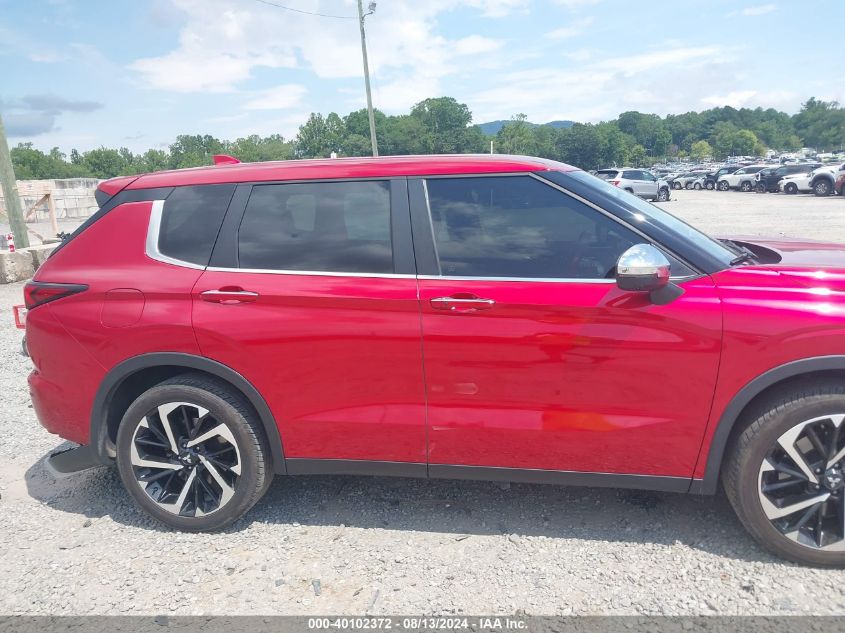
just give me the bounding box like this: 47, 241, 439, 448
159, 184, 235, 266
238, 180, 393, 273
425, 176, 639, 279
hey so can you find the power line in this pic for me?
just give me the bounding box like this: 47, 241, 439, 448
251, 0, 356, 19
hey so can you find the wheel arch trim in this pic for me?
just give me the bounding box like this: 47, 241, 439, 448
694, 355, 845, 494
90, 352, 287, 474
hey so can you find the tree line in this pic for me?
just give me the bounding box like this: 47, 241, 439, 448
10, 96, 845, 179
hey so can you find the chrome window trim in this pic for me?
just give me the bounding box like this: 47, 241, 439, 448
206, 266, 416, 279
417, 274, 617, 284
145, 199, 206, 271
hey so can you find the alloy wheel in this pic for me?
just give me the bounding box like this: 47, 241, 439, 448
758, 414, 845, 551
129, 402, 242, 517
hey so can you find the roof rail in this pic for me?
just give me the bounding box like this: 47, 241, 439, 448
212, 154, 241, 166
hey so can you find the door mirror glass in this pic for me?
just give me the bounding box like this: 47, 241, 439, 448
615, 244, 671, 292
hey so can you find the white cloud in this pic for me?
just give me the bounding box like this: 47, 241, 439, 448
701, 90, 758, 108
462, 0, 530, 17
554, 0, 601, 8
471, 45, 733, 123
545, 16, 594, 40
454, 35, 504, 55
730, 4, 777, 17
243, 85, 308, 111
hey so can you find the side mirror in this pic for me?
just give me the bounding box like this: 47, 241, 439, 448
616, 244, 670, 292
616, 244, 684, 305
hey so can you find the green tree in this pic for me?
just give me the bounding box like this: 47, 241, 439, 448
496, 114, 536, 155
690, 140, 713, 162
628, 144, 647, 167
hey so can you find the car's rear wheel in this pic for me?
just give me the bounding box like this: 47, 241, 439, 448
814, 180, 832, 197
718, 180, 730, 191
656, 187, 670, 202
785, 183, 798, 194
673, 182, 682, 190
116, 373, 272, 531
705, 181, 715, 190
724, 382, 845, 567
685, 182, 693, 190
740, 181, 753, 192
694, 182, 702, 190
755, 182, 767, 193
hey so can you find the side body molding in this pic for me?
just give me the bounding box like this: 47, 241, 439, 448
694, 355, 845, 494
90, 352, 286, 474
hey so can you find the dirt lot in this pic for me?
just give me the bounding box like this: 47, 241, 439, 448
1, 189, 844, 616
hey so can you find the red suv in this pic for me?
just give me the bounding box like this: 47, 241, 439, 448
24, 155, 845, 566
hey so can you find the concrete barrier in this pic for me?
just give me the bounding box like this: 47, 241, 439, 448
0, 243, 58, 283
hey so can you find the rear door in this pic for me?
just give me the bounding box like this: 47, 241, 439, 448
192, 178, 427, 470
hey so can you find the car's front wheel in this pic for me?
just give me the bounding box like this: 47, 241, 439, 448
673, 182, 682, 190
724, 382, 845, 567
785, 183, 798, 194
116, 373, 272, 531
693, 182, 702, 190
814, 180, 832, 197
718, 180, 730, 191
705, 181, 715, 190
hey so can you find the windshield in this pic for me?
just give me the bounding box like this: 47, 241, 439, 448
566, 170, 736, 268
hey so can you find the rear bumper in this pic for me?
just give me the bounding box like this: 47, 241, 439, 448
29, 369, 89, 445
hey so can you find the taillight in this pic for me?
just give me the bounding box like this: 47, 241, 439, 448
611, 180, 621, 186
23, 282, 88, 310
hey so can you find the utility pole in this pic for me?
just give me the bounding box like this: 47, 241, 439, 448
357, 0, 378, 157
0, 113, 29, 249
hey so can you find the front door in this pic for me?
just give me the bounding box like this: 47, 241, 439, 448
411, 174, 722, 480
192, 179, 426, 467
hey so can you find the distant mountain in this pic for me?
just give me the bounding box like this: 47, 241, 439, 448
477, 119, 576, 136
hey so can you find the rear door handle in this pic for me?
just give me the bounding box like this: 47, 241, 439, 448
200, 289, 259, 304
430, 296, 495, 312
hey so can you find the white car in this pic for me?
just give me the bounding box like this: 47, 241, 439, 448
778, 164, 838, 194
593, 168, 671, 201
778, 172, 813, 194
716, 165, 767, 192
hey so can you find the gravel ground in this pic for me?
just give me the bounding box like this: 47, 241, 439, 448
1, 189, 845, 616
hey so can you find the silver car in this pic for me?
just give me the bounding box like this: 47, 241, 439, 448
594, 168, 671, 201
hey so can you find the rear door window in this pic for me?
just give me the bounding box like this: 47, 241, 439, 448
159, 184, 235, 266
237, 180, 393, 273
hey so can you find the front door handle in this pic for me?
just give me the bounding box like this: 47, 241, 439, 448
430, 295, 495, 312
200, 288, 259, 304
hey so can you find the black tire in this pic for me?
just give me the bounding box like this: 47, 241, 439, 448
706, 181, 715, 190
673, 182, 682, 190
718, 180, 730, 191
116, 373, 273, 531
740, 181, 753, 192
656, 187, 670, 202
755, 182, 766, 194
785, 183, 798, 195
693, 182, 702, 190
814, 180, 832, 197
685, 182, 693, 190
723, 381, 845, 567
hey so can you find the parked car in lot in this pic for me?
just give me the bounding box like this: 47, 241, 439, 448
24, 154, 845, 566
717, 165, 766, 191
811, 163, 845, 197
702, 167, 740, 190
779, 172, 814, 194
593, 168, 670, 201
755, 163, 821, 193
671, 172, 708, 190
